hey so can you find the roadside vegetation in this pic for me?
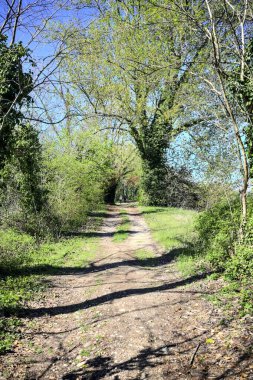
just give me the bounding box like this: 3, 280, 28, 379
134, 249, 155, 262
0, 213, 103, 354
142, 204, 253, 316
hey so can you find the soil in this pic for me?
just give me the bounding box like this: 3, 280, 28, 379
0, 205, 253, 380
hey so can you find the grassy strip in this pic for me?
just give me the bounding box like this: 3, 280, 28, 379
0, 210, 104, 354
140, 206, 199, 275
140, 206, 196, 250
112, 209, 131, 242
134, 248, 155, 261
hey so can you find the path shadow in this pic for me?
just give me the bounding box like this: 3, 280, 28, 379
2, 247, 192, 277
63, 230, 139, 239
18, 271, 211, 319
65, 341, 253, 380
87, 211, 113, 219
61, 336, 202, 380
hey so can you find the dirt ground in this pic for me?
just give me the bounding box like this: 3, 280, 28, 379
0, 205, 253, 380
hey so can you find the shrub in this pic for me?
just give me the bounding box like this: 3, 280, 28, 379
194, 196, 253, 315
0, 229, 35, 272
195, 197, 241, 269
225, 244, 253, 281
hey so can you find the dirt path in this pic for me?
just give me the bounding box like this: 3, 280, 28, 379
1, 205, 253, 380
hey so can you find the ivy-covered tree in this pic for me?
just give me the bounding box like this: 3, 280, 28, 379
60, 0, 207, 205
0, 34, 33, 167
0, 34, 46, 230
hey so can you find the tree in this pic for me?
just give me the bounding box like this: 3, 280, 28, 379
0, 34, 33, 167
44, 126, 141, 227
59, 0, 208, 205
0, 124, 46, 227
0, 34, 47, 233
174, 0, 253, 231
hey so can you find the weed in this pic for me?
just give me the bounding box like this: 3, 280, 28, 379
80, 349, 91, 357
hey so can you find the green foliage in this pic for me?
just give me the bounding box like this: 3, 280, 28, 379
140, 164, 168, 206
0, 275, 42, 354
45, 150, 103, 229
44, 129, 140, 228
226, 245, 253, 282
193, 197, 253, 314
0, 35, 50, 237
225, 244, 253, 315
195, 197, 241, 269
227, 39, 253, 173
0, 124, 49, 235
0, 34, 33, 165
0, 229, 35, 271
0, 210, 103, 354
139, 162, 199, 208
0, 275, 41, 312
0, 317, 22, 354
59, 1, 205, 205
177, 253, 209, 277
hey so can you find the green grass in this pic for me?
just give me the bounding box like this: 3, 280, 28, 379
134, 248, 156, 267
36, 236, 99, 270
112, 210, 131, 242
134, 248, 155, 261
140, 206, 199, 275
140, 206, 196, 250
0, 210, 104, 354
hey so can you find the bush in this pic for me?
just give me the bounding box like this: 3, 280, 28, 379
139, 164, 200, 208
194, 195, 253, 314
0, 229, 35, 272
226, 244, 253, 281
195, 197, 241, 269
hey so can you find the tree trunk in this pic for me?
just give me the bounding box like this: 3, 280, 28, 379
140, 158, 168, 206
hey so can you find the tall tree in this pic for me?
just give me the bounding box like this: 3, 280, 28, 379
60, 0, 208, 205
174, 0, 253, 230
0, 34, 33, 167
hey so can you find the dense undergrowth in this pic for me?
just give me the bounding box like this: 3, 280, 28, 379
0, 211, 104, 354
141, 203, 253, 316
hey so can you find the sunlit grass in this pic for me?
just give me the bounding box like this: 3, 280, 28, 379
113, 210, 130, 242
134, 248, 155, 260
140, 206, 197, 250
36, 237, 99, 269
